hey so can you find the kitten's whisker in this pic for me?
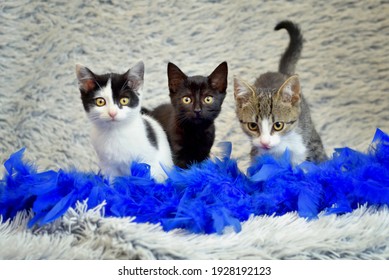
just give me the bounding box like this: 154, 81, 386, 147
177, 115, 190, 125
95, 80, 102, 90
120, 81, 128, 92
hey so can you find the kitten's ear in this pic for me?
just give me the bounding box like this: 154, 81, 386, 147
208, 61, 228, 93
234, 77, 254, 103
277, 75, 301, 105
76, 64, 96, 92
126, 61, 144, 92
167, 62, 187, 93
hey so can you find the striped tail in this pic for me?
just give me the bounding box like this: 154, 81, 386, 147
275, 20, 303, 76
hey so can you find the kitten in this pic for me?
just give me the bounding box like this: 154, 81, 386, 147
234, 20, 327, 165
149, 62, 228, 168
75, 61, 173, 182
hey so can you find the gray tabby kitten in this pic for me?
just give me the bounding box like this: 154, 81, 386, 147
234, 20, 327, 165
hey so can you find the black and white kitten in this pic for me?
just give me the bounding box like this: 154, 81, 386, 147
76, 61, 173, 181
234, 21, 327, 165
149, 62, 228, 168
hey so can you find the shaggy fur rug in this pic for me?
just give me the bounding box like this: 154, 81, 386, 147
1, 0, 388, 259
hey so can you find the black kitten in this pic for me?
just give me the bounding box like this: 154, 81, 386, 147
149, 62, 228, 168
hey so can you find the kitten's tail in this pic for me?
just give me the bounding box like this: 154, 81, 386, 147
275, 20, 303, 76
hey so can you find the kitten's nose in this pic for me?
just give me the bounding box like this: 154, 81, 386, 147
194, 108, 202, 116
109, 111, 117, 119
260, 138, 271, 149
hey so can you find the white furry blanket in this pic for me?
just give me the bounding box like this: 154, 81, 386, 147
1, 0, 388, 259
1, 203, 389, 259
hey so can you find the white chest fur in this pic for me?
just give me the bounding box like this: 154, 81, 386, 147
91, 115, 173, 181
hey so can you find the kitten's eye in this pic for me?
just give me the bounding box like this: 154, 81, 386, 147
204, 96, 214, 104
273, 122, 284, 131
247, 122, 258, 131
119, 97, 130, 106
182, 97, 192, 104
95, 98, 106, 107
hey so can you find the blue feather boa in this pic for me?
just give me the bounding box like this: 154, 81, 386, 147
1, 129, 388, 234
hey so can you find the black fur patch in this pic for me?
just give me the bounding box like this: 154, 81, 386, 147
110, 74, 139, 108
144, 119, 158, 149
80, 73, 139, 112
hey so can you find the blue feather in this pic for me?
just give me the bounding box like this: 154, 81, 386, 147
39, 190, 76, 225
1, 129, 389, 234
297, 182, 321, 219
